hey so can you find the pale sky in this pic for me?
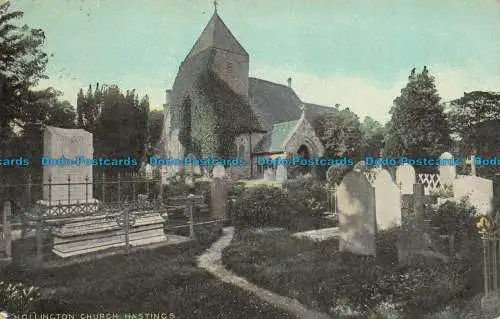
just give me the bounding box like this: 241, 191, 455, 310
12, 0, 500, 123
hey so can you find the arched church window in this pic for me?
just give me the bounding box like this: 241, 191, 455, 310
226, 61, 233, 75
238, 143, 245, 159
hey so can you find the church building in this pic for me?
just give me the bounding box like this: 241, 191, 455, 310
160, 6, 336, 179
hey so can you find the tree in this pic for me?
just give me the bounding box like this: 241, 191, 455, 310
384, 66, 451, 161
316, 106, 364, 162
448, 91, 500, 177
361, 116, 386, 157
91, 85, 150, 174
0, 1, 48, 155
7, 88, 76, 175
449, 91, 500, 155
148, 110, 164, 156
76, 83, 101, 132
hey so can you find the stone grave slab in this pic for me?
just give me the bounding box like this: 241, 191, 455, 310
210, 177, 228, 218
396, 164, 416, 195
375, 169, 401, 230
212, 164, 226, 179
337, 171, 376, 256
454, 176, 493, 215
439, 152, 456, 187
52, 211, 168, 258
275, 164, 287, 185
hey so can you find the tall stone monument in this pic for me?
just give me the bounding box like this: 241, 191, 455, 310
38, 126, 99, 215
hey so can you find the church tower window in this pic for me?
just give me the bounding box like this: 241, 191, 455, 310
226, 61, 233, 75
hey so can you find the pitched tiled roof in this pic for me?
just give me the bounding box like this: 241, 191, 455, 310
304, 103, 338, 124
248, 78, 303, 132
185, 13, 248, 61
268, 120, 299, 153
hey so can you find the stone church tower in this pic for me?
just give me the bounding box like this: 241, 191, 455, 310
161, 6, 335, 179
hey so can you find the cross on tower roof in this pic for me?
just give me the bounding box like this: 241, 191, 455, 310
213, 0, 218, 12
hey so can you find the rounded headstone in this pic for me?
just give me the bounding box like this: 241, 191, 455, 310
213, 164, 226, 179
396, 163, 416, 194
439, 152, 456, 187
354, 160, 367, 172
275, 164, 287, 184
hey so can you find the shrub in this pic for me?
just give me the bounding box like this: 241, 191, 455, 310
376, 228, 400, 266
429, 198, 481, 258
193, 180, 211, 204
233, 185, 298, 228
0, 281, 40, 313
284, 174, 326, 216
228, 181, 246, 197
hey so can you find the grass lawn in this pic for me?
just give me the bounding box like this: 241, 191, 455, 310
1, 227, 296, 318
222, 228, 490, 319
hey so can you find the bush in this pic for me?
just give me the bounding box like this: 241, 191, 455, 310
233, 185, 298, 228
429, 198, 481, 257
376, 228, 400, 266
228, 181, 246, 197
284, 174, 326, 216
0, 281, 40, 313
428, 198, 484, 297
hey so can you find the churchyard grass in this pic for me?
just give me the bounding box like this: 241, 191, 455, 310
0, 225, 295, 318
222, 228, 489, 318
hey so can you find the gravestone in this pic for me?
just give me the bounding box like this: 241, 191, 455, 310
193, 163, 202, 176
263, 168, 275, 181
454, 176, 493, 215
160, 167, 168, 185
439, 152, 456, 187
399, 184, 428, 265
374, 169, 401, 230
275, 164, 287, 184
42, 126, 94, 202
337, 171, 376, 256
0, 201, 12, 263
353, 160, 367, 172
210, 177, 228, 218
144, 163, 153, 180
212, 164, 226, 179
396, 164, 416, 195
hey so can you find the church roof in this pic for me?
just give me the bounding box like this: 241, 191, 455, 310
303, 103, 338, 125
267, 120, 300, 153
248, 78, 338, 132
185, 13, 248, 61
248, 78, 303, 132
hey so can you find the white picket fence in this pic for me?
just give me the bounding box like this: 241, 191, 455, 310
363, 170, 443, 195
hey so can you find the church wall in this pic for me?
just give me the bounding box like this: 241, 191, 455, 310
284, 119, 324, 157
211, 49, 249, 97
189, 94, 219, 158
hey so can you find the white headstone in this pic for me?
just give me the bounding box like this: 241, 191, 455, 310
212, 164, 226, 179
354, 160, 367, 172
42, 126, 94, 202
145, 163, 153, 180
439, 152, 456, 186
275, 164, 287, 184
192, 161, 201, 175
454, 176, 493, 215
396, 164, 416, 195
337, 171, 376, 256
263, 168, 275, 181
160, 167, 167, 185
375, 169, 401, 230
